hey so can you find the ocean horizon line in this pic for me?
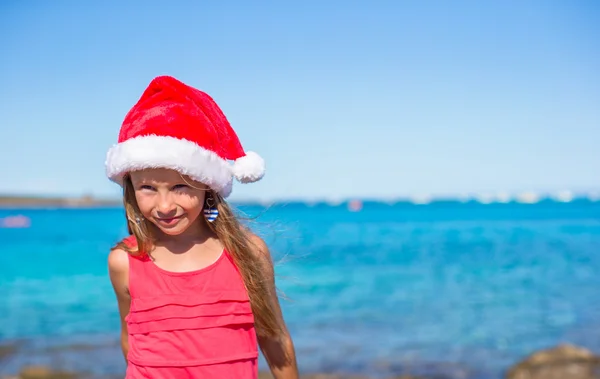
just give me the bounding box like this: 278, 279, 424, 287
0, 189, 599, 209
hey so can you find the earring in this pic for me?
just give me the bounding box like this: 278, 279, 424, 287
203, 195, 219, 222
129, 215, 143, 225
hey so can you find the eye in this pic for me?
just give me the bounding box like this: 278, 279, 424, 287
172, 184, 189, 191
139, 185, 155, 191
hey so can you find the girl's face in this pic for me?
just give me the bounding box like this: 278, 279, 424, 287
129, 168, 208, 237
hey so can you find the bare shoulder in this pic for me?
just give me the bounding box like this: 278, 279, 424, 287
108, 247, 130, 275
246, 232, 272, 262
244, 231, 277, 278
107, 248, 130, 296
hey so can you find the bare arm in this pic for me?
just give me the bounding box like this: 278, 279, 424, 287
108, 248, 131, 363
249, 235, 299, 379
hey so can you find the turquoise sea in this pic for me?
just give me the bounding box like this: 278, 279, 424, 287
1, 199, 600, 378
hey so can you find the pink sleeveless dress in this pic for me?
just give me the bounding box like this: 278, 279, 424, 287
122, 237, 259, 379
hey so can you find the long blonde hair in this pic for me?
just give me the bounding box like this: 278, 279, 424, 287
114, 175, 282, 337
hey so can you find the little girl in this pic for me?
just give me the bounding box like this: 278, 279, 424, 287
105, 76, 299, 379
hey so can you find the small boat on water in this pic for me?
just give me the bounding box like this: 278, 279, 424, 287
347, 199, 363, 212
0, 215, 31, 228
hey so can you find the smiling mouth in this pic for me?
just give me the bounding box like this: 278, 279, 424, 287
156, 215, 184, 224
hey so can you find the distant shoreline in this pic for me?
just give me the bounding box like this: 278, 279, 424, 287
0, 195, 121, 209
0, 193, 598, 210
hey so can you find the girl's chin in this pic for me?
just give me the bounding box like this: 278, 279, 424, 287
153, 217, 189, 234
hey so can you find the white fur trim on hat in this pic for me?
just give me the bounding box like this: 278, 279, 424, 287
105, 135, 235, 197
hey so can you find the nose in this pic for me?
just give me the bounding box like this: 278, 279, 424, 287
156, 192, 177, 217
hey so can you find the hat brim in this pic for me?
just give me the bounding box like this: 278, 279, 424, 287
105, 135, 234, 197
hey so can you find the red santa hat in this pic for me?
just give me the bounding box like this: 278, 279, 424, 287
105, 75, 265, 197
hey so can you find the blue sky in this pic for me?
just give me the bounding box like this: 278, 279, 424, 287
1, 1, 598, 201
